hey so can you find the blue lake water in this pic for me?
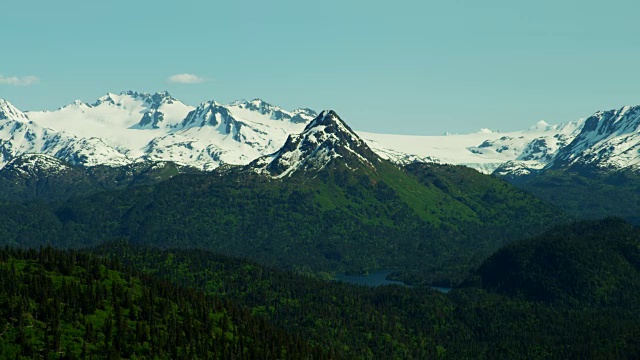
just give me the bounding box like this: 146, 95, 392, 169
333, 269, 451, 293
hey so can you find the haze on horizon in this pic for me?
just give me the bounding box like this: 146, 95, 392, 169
3, 0, 640, 136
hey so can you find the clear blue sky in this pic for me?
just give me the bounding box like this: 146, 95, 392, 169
3, 0, 640, 135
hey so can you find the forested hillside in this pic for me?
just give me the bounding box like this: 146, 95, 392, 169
94, 231, 640, 359
466, 217, 640, 306
93, 241, 456, 359
2, 225, 640, 360
0, 247, 330, 359
506, 169, 640, 225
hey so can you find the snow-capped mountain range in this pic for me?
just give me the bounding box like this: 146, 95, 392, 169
0, 92, 317, 171
2, 91, 640, 176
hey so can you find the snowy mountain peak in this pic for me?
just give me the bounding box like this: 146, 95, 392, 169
130, 91, 190, 129
121, 90, 167, 97
301, 110, 369, 150
251, 110, 379, 178
478, 128, 499, 134
89, 91, 176, 109
69, 99, 88, 107
179, 101, 232, 129
309, 110, 341, 125
289, 108, 316, 124
92, 92, 118, 107
249, 98, 267, 105
149, 91, 175, 105
0, 99, 29, 121
527, 120, 550, 132
549, 104, 640, 171
227, 98, 315, 123
230, 98, 277, 112
294, 108, 316, 115
119, 90, 176, 105
309, 110, 337, 126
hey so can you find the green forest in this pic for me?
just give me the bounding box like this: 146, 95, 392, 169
0, 156, 638, 358
506, 168, 640, 225
0, 247, 329, 359
2, 216, 639, 359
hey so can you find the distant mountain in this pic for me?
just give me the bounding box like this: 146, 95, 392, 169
549, 105, 640, 171
30, 90, 193, 132
492, 105, 640, 224
495, 104, 640, 178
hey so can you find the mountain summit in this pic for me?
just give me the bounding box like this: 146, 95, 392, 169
251, 110, 379, 178
549, 105, 640, 171
0, 99, 29, 122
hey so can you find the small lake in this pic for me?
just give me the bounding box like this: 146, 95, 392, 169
333, 269, 451, 293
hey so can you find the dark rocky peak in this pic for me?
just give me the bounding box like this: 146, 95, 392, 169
180, 101, 235, 129
252, 110, 380, 178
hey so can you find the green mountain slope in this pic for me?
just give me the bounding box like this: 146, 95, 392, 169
93, 241, 455, 359
465, 217, 640, 306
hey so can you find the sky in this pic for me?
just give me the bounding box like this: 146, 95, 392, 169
2, 0, 640, 135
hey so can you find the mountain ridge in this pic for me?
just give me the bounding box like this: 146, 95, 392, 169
3, 92, 640, 176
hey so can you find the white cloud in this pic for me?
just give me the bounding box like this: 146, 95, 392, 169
167, 73, 207, 84
0, 74, 40, 86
